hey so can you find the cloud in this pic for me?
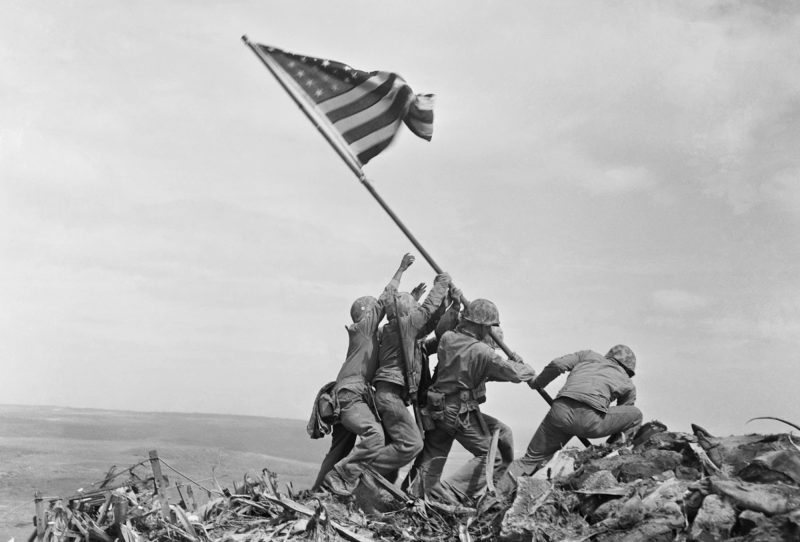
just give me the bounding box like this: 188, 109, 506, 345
653, 289, 709, 312
587, 166, 657, 194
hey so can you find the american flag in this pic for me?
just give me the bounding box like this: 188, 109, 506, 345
253, 44, 434, 166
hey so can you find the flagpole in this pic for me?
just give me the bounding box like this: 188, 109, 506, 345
243, 37, 586, 445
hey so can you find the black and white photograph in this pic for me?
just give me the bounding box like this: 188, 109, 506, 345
2, 2, 799, 540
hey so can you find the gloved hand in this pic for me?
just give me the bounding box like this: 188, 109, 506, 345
509, 351, 523, 364
527, 379, 541, 390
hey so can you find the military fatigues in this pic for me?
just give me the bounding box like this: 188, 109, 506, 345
418, 327, 536, 499
369, 280, 449, 480
496, 350, 642, 494
319, 279, 399, 486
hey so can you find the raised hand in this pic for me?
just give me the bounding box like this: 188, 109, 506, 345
400, 253, 415, 271
411, 282, 427, 301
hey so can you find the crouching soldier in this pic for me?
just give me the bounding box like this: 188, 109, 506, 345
496, 345, 642, 496
319, 254, 415, 495
368, 272, 453, 482
417, 299, 537, 502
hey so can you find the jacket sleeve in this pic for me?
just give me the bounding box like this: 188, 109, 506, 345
615, 382, 637, 406
416, 293, 449, 339
531, 350, 589, 389
360, 280, 399, 336
409, 279, 448, 334
435, 301, 460, 339
484, 350, 537, 383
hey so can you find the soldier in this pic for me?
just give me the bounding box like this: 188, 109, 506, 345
368, 272, 453, 482
417, 299, 537, 502
320, 253, 415, 496
496, 345, 642, 496
312, 280, 428, 491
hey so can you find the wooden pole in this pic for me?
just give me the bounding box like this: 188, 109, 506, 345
148, 450, 172, 521
113, 494, 128, 527
184, 484, 197, 512
34, 491, 45, 541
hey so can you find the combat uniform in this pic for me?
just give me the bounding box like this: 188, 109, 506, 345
418, 326, 536, 500
369, 278, 450, 480
496, 349, 642, 494
320, 279, 399, 489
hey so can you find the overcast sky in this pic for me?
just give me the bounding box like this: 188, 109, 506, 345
2, 1, 799, 447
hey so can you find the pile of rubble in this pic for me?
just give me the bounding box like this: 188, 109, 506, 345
500, 421, 800, 542
25, 421, 800, 542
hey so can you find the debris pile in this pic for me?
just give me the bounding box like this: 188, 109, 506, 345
24, 422, 800, 542
498, 421, 800, 542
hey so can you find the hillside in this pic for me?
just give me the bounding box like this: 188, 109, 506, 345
0, 404, 328, 540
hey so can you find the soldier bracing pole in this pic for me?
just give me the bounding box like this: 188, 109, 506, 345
358, 179, 599, 447
244, 36, 591, 447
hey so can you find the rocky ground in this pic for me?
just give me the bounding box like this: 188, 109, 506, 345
17, 420, 800, 542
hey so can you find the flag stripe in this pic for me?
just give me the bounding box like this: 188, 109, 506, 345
317, 72, 393, 114
324, 74, 398, 123
349, 118, 404, 157
356, 137, 395, 165
331, 78, 406, 134
404, 118, 432, 140
341, 86, 412, 144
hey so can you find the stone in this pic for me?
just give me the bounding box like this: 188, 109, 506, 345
590, 499, 622, 524
571, 449, 683, 487
692, 425, 800, 478
689, 494, 736, 541
710, 478, 800, 516
595, 520, 674, 542
737, 509, 766, 535
616, 495, 646, 529
642, 477, 690, 512
738, 449, 800, 487
746, 510, 800, 542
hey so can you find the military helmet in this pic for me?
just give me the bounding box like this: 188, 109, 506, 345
463, 299, 500, 326
386, 292, 419, 321
350, 296, 377, 323
482, 326, 504, 349
606, 344, 636, 376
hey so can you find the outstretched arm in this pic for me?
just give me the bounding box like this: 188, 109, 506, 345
528, 351, 587, 390
369, 254, 416, 332
390, 253, 415, 287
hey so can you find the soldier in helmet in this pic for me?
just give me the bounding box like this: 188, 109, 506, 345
495, 345, 642, 496
416, 299, 537, 502
320, 253, 415, 496
368, 271, 454, 482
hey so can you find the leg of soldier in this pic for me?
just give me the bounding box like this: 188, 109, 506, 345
370, 384, 424, 479
418, 423, 456, 500
495, 400, 574, 496
312, 423, 357, 490
574, 403, 642, 440
334, 389, 385, 484
495, 417, 515, 471
443, 412, 508, 499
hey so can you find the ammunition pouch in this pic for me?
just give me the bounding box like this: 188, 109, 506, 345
419, 406, 436, 431
426, 390, 446, 422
